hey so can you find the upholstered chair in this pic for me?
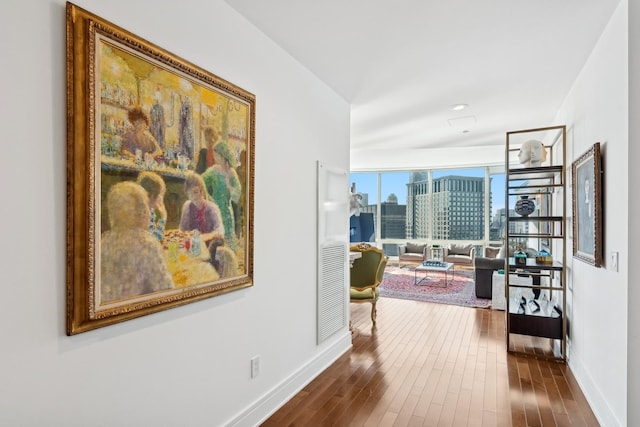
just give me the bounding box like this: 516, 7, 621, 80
443, 244, 476, 267
397, 242, 429, 267
349, 243, 388, 325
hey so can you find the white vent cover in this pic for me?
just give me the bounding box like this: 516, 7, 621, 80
318, 242, 347, 343
317, 161, 348, 344
447, 115, 477, 128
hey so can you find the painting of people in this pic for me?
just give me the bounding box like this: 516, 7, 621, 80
66, 4, 255, 334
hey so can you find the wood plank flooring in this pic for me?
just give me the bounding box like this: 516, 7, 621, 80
262, 297, 599, 426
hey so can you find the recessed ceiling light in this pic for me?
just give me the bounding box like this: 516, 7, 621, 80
451, 103, 468, 111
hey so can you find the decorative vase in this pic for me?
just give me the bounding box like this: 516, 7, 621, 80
515, 250, 527, 266
515, 195, 535, 216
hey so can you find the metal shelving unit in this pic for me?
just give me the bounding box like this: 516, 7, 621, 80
505, 125, 567, 361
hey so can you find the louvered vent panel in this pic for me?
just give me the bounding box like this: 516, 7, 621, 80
317, 242, 346, 343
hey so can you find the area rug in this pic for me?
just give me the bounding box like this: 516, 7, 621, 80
379, 265, 491, 309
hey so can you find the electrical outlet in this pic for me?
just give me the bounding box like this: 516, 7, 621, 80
251, 356, 260, 378
611, 251, 619, 272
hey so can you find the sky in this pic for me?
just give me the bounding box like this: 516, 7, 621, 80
350, 169, 506, 215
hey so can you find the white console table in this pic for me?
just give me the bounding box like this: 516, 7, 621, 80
491, 272, 533, 310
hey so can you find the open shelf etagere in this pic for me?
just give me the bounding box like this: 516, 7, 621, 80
505, 125, 567, 361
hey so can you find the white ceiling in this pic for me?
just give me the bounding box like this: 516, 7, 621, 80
224, 0, 621, 154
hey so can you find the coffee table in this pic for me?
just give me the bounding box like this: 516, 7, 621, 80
414, 261, 454, 286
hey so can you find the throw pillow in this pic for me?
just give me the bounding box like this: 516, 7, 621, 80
449, 244, 471, 255
406, 242, 425, 254
485, 247, 500, 258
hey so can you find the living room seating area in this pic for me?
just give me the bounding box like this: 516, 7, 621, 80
395, 242, 553, 303
397, 242, 476, 269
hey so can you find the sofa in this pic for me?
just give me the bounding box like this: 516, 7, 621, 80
443, 244, 476, 267
473, 246, 507, 298
475, 257, 505, 298
473, 246, 541, 299
397, 242, 428, 267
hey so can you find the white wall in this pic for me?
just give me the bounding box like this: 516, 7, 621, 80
351, 144, 505, 171
0, 1, 350, 426
555, 2, 629, 426
627, 0, 640, 425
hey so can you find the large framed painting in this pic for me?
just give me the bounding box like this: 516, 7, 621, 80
66, 3, 255, 334
572, 143, 602, 267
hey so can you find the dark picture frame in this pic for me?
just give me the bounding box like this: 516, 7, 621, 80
66, 3, 255, 334
571, 143, 602, 267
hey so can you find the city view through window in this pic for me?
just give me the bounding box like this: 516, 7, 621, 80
350, 168, 507, 256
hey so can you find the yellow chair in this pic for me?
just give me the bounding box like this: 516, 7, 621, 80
349, 243, 388, 325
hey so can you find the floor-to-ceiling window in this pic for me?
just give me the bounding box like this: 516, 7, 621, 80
350, 166, 505, 258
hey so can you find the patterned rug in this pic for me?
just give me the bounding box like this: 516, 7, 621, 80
379, 265, 491, 309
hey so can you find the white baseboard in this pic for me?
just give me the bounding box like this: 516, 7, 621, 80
225, 331, 352, 427
568, 355, 622, 427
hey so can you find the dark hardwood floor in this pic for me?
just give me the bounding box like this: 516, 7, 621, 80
262, 297, 599, 426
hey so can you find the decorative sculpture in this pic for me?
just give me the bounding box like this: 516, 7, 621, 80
349, 182, 363, 217
518, 139, 547, 167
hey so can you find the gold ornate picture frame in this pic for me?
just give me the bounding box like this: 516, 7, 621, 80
66, 3, 255, 334
571, 143, 602, 267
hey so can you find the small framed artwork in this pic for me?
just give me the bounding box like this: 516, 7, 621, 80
572, 143, 602, 267
66, 3, 255, 334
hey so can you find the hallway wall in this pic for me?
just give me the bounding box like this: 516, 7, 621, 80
554, 2, 628, 425
0, 1, 350, 425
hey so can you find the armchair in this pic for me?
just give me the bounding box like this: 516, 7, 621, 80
397, 242, 429, 267
443, 244, 476, 267
349, 243, 388, 326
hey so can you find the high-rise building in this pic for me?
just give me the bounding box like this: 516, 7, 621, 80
490, 208, 507, 240
406, 174, 486, 240
361, 193, 406, 239
405, 173, 430, 239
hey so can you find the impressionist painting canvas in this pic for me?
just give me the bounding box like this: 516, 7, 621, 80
66, 3, 255, 334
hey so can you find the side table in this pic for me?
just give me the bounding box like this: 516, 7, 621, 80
430, 246, 443, 261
